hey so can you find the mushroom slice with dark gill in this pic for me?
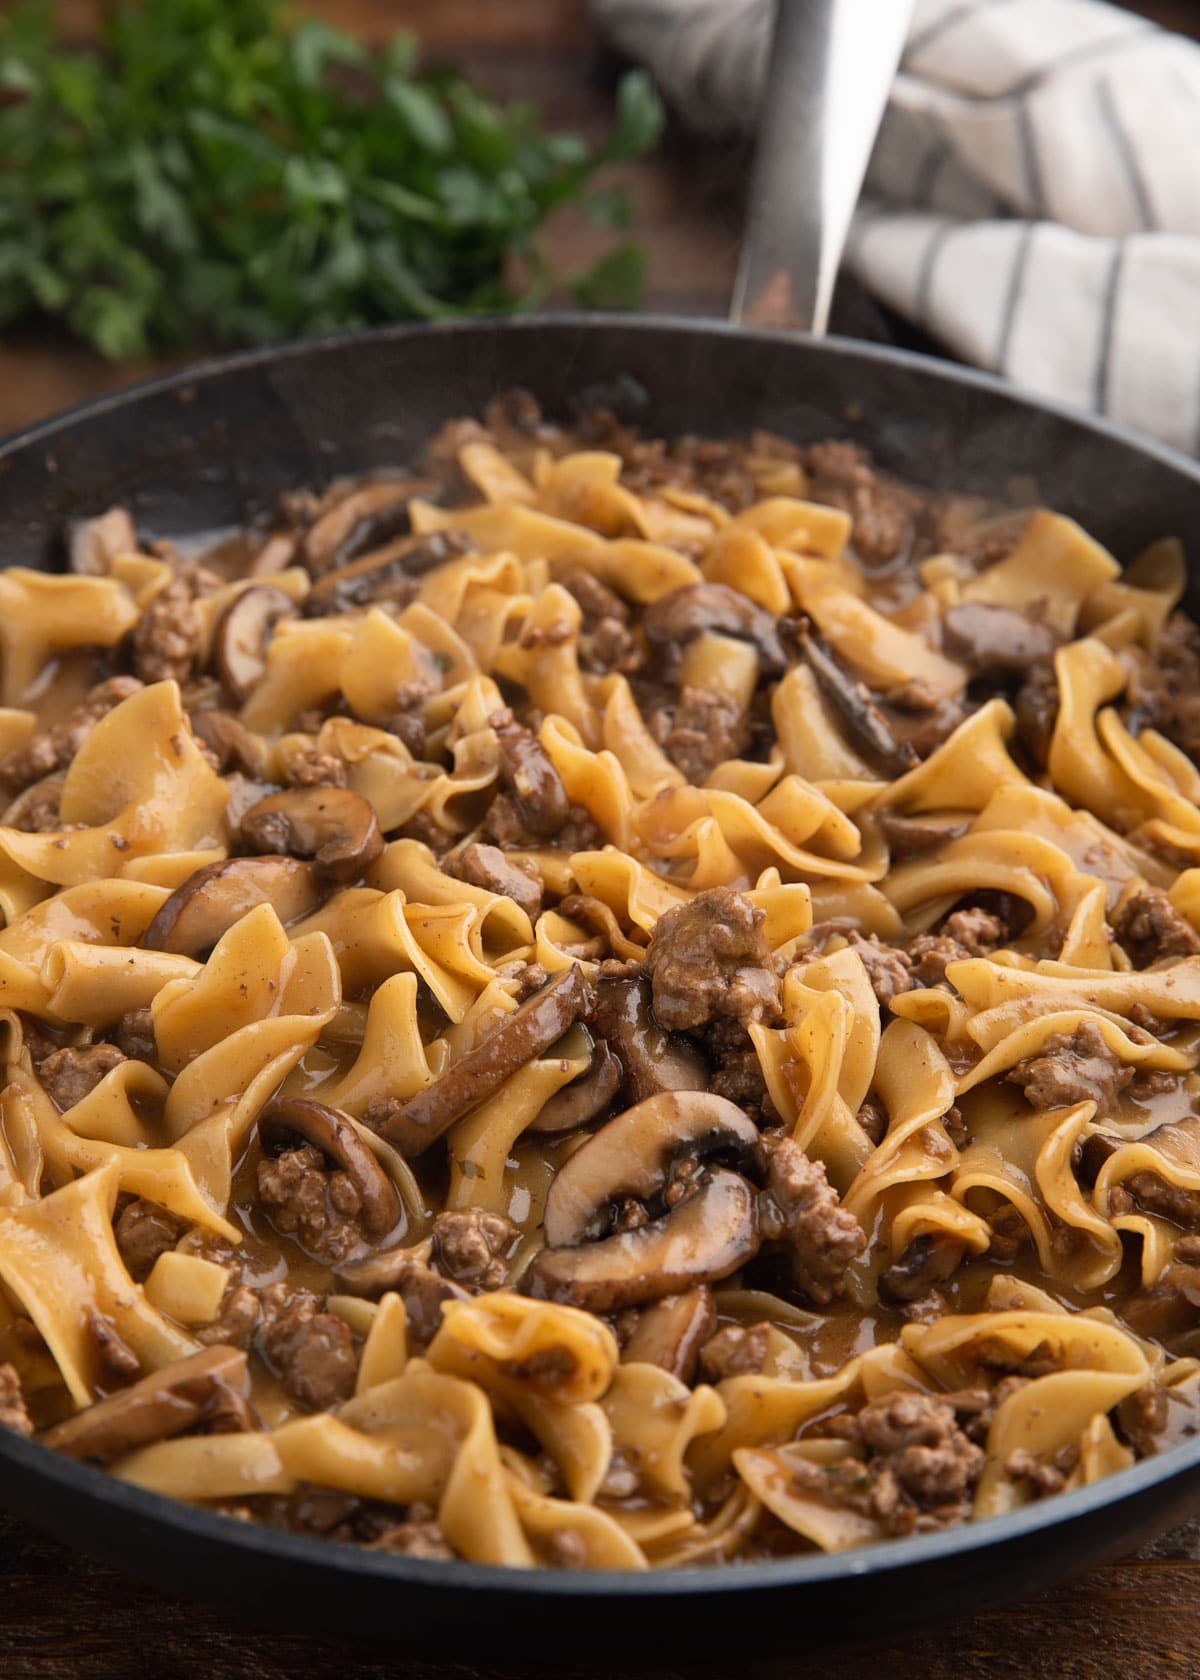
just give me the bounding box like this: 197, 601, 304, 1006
797, 623, 917, 778
304, 529, 475, 615
212, 586, 299, 701
41, 1346, 252, 1463
375, 965, 590, 1157
590, 976, 708, 1104
642, 583, 788, 676
237, 787, 383, 886
527, 1041, 623, 1135
527, 1092, 762, 1310
526, 1171, 759, 1312
258, 1096, 401, 1242
540, 1089, 761, 1248
619, 1286, 716, 1382
300, 480, 429, 577
144, 856, 321, 957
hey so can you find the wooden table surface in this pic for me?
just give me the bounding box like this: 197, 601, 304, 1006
4, 4, 1200, 1677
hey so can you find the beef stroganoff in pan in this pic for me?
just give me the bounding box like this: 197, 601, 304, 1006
1, 392, 1200, 1569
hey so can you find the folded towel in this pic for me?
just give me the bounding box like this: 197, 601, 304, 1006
594, 0, 1200, 455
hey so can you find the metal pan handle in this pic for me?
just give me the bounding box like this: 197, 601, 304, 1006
731, 0, 912, 336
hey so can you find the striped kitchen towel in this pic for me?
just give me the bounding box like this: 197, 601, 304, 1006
594, 0, 1200, 456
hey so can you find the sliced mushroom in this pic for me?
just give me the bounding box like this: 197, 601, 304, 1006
527, 1170, 759, 1311
188, 709, 265, 777
642, 584, 787, 676
542, 1090, 761, 1248
797, 623, 918, 778
878, 1233, 965, 1303
143, 856, 321, 957
212, 586, 299, 701
876, 809, 971, 859
67, 506, 138, 575
237, 787, 383, 886
591, 976, 708, 1104
619, 1286, 716, 1382
376, 966, 590, 1157
41, 1346, 251, 1463
942, 602, 1060, 673
258, 1096, 401, 1241
528, 1042, 623, 1135
301, 480, 428, 577
304, 529, 475, 615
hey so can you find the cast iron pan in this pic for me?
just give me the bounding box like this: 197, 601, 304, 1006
2, 316, 1200, 1660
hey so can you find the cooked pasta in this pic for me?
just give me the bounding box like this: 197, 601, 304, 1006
3, 395, 1200, 1570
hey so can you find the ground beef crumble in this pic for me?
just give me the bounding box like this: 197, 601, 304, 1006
652, 685, 750, 785
37, 1043, 126, 1111
646, 887, 781, 1032
132, 563, 222, 685
0, 1362, 32, 1436
1007, 1022, 1133, 1114
699, 1322, 772, 1382
257, 1282, 357, 1411
0, 676, 144, 800
802, 1391, 987, 1535
430, 1210, 519, 1290
758, 1133, 865, 1306
1111, 885, 1200, 967
115, 1199, 186, 1282
257, 1144, 369, 1265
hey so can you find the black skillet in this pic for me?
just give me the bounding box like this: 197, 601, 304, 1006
1, 315, 1200, 1658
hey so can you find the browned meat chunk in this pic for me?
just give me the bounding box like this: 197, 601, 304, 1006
857, 1095, 889, 1146
133, 564, 221, 685
0, 1362, 32, 1436
1116, 1172, 1200, 1232
0, 675, 143, 799
1127, 613, 1200, 767
8, 778, 68, 832
197, 1284, 262, 1350
1112, 885, 1200, 968
941, 603, 1058, 673
257, 1282, 356, 1411
87, 1308, 140, 1386
653, 686, 749, 784
369, 1520, 456, 1558
486, 708, 571, 842
114, 1008, 157, 1063
1007, 1022, 1133, 1115
645, 887, 781, 1032
758, 1133, 865, 1305
838, 932, 914, 1009
38, 1043, 126, 1111
281, 747, 347, 789
1115, 1382, 1170, 1456
1013, 665, 1059, 771
333, 1247, 470, 1348
794, 1392, 985, 1536
699, 1321, 772, 1382
704, 1017, 775, 1122
803, 439, 919, 568
560, 568, 641, 676
431, 1209, 519, 1290
855, 1392, 985, 1506
443, 842, 543, 920
115, 1200, 186, 1282
257, 1144, 367, 1265
908, 908, 1006, 986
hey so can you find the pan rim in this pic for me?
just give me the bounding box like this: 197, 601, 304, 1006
2, 311, 1200, 1601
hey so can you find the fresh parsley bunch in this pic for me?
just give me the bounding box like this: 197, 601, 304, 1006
0, 0, 664, 359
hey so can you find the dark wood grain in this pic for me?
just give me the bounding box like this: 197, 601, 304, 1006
3, 4, 1200, 1676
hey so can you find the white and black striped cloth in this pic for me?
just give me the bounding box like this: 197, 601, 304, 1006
594, 0, 1200, 455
